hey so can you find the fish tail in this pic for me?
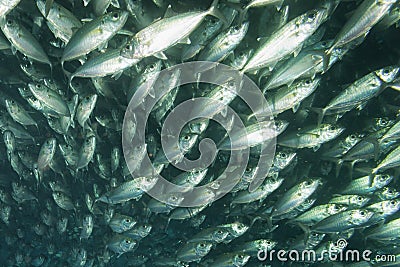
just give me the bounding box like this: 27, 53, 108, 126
208, 0, 227, 27
310, 107, 326, 126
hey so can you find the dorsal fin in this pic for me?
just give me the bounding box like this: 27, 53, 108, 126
164, 5, 178, 18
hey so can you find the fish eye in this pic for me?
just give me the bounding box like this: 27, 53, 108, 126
149, 64, 155, 71
6, 20, 12, 26
36, 84, 41, 88
199, 243, 205, 247
202, 31, 207, 37
125, 44, 131, 51
266, 240, 271, 244
321, 41, 327, 47
390, 200, 396, 205
228, 81, 235, 87
125, 239, 131, 244
183, 135, 190, 140
305, 80, 312, 85
113, 12, 119, 19
232, 25, 239, 32
312, 233, 318, 237
238, 255, 244, 259
280, 152, 287, 158
350, 134, 356, 140
357, 196, 363, 201
360, 211, 365, 216
245, 167, 252, 172
380, 118, 388, 125
383, 69, 390, 75
238, 51, 244, 57
328, 125, 336, 131
388, 189, 393, 193
125, 218, 131, 223
305, 180, 312, 186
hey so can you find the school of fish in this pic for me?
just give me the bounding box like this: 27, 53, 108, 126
0, 0, 400, 266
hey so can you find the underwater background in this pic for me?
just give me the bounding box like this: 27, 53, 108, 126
0, 0, 400, 266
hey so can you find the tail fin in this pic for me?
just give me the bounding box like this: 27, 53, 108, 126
208, 0, 228, 27
311, 107, 326, 126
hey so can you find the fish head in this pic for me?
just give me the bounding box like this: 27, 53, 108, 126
138, 176, 158, 191
179, 133, 198, 153
230, 222, 249, 236
376, 66, 400, 83
188, 169, 208, 184
119, 237, 136, 252
383, 199, 400, 212
102, 11, 129, 32
350, 195, 370, 207
234, 254, 251, 266
212, 228, 230, 242
120, 38, 141, 59
195, 242, 212, 256
350, 209, 374, 226
372, 174, 393, 189
297, 8, 326, 34
328, 204, 348, 215
274, 150, 297, 169
378, 187, 400, 200
0, 17, 19, 34
258, 239, 277, 251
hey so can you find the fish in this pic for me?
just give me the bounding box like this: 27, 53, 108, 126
272, 178, 322, 218
36, 0, 82, 44
241, 8, 327, 73
62, 11, 129, 65
325, 0, 398, 68
311, 209, 375, 233
120, 0, 226, 60
0, 17, 51, 68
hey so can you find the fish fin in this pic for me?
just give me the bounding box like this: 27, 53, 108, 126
83, 0, 91, 6
81, 18, 93, 23
208, 0, 228, 27
312, 144, 321, 152
111, 70, 123, 80
322, 48, 333, 73
99, 41, 108, 52
335, 159, 343, 178
45, 0, 54, 17
297, 222, 311, 236
110, 0, 120, 8
310, 107, 326, 126
154, 52, 167, 60
292, 103, 300, 113
293, 46, 302, 57
178, 36, 191, 45
163, 5, 177, 18
148, 86, 156, 98
11, 45, 17, 55
117, 29, 134, 36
